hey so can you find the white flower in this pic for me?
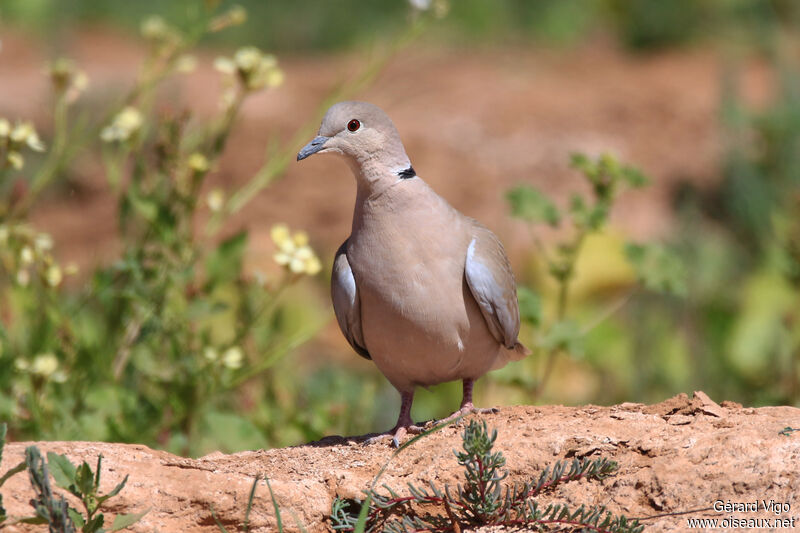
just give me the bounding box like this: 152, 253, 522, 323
15, 358, 29, 371
141, 15, 168, 40
16, 269, 30, 287
101, 107, 143, 143
31, 353, 59, 378
270, 224, 322, 275
206, 188, 224, 212
216, 47, 284, 91
10, 122, 45, 152
222, 346, 243, 369
213, 57, 236, 74
20, 246, 34, 264
203, 347, 218, 362
34, 233, 53, 251
408, 0, 432, 9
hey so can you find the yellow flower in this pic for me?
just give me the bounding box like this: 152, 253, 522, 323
46, 265, 63, 287
101, 106, 143, 143
188, 152, 209, 173
270, 224, 322, 276
222, 346, 243, 369
31, 353, 59, 377
175, 54, 197, 74
206, 188, 225, 212
15, 358, 29, 371
6, 151, 23, 170
0, 118, 10, 137
141, 15, 169, 40
270, 224, 291, 247
20, 246, 34, 264
265, 68, 285, 88
228, 5, 248, 25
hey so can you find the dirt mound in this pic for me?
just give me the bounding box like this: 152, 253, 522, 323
2, 392, 798, 532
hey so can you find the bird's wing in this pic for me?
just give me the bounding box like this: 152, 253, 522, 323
331, 240, 371, 360
464, 222, 522, 350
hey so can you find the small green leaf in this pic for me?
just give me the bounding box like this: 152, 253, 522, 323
517, 286, 542, 326
47, 452, 77, 490
75, 461, 95, 497
111, 509, 149, 531
67, 507, 85, 528
98, 475, 129, 506
84, 512, 105, 533
206, 230, 248, 286
506, 185, 561, 226
624, 243, 686, 296
265, 476, 283, 533
621, 166, 649, 188
0, 461, 26, 488
18, 516, 49, 525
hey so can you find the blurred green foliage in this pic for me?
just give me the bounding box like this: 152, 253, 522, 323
2, 0, 799, 51
0, 3, 331, 457
0, 0, 798, 462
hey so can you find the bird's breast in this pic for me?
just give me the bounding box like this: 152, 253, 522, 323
346, 210, 499, 389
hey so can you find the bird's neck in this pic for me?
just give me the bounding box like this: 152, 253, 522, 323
350, 154, 414, 201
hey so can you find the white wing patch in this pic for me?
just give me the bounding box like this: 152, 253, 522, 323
465, 237, 515, 348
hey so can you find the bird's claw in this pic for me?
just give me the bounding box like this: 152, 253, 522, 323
436, 404, 499, 427
364, 424, 425, 447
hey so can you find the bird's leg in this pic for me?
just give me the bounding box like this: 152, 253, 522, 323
366, 390, 425, 447
436, 378, 499, 427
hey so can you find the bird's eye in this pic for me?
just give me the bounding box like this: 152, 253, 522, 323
347, 119, 361, 132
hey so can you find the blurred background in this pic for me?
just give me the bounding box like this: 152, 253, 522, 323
0, 0, 798, 456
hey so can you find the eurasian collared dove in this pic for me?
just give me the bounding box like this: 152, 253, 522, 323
298, 101, 529, 446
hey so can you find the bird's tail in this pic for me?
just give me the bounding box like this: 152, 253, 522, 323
491, 341, 531, 370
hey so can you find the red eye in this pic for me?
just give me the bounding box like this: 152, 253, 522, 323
347, 119, 360, 132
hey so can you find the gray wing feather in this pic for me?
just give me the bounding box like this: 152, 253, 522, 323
464, 224, 521, 349
331, 240, 371, 360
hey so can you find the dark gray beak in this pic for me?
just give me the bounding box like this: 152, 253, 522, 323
297, 136, 330, 161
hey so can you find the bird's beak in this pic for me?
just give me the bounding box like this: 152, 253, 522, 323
297, 135, 330, 161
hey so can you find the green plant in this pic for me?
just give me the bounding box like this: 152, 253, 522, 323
0, 427, 144, 532
507, 153, 684, 398
0, 0, 442, 454
331, 420, 641, 532
0, 424, 27, 526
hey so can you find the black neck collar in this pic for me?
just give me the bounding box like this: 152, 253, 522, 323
397, 165, 416, 179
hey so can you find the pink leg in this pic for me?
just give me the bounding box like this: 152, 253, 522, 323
366, 390, 425, 447
437, 378, 498, 426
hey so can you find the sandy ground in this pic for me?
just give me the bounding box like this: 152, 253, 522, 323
2, 393, 799, 532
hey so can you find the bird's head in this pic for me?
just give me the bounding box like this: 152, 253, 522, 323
297, 101, 411, 177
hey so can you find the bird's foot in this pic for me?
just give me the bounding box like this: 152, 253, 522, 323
364, 424, 425, 448
435, 403, 499, 427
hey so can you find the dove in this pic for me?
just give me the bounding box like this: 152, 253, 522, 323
298, 101, 528, 446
